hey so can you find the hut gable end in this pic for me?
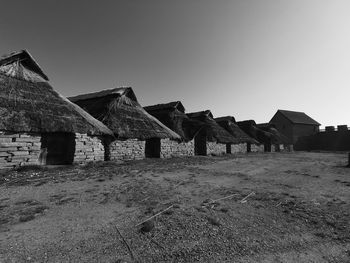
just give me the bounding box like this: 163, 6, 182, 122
0, 50, 49, 82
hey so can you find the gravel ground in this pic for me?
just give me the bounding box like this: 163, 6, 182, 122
0, 152, 350, 262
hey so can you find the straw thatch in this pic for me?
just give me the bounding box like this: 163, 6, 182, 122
0, 50, 113, 136
215, 116, 258, 144
257, 123, 291, 145
186, 110, 237, 144
144, 101, 203, 142
236, 120, 277, 145
69, 88, 181, 140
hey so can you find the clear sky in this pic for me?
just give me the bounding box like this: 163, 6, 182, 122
1, 0, 349, 127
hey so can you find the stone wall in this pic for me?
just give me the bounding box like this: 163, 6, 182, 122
109, 139, 145, 161
250, 144, 264, 153
0, 132, 41, 169
160, 139, 194, 158
207, 142, 227, 156
74, 134, 105, 163
230, 143, 247, 154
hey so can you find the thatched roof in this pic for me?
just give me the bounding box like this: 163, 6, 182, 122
0, 50, 49, 82
0, 50, 114, 136
186, 110, 237, 144
272, 110, 321, 126
257, 123, 291, 144
69, 88, 181, 140
144, 101, 185, 113
144, 101, 203, 142
237, 120, 281, 145
215, 116, 258, 144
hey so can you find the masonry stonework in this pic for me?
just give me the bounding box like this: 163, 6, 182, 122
160, 139, 194, 158
251, 144, 264, 153
74, 134, 105, 163
109, 139, 145, 161
0, 132, 41, 169
230, 143, 247, 154
207, 142, 226, 156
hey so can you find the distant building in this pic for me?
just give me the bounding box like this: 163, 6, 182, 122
269, 110, 321, 144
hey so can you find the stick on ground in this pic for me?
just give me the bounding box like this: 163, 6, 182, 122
135, 205, 174, 227
239, 192, 255, 203
115, 225, 136, 262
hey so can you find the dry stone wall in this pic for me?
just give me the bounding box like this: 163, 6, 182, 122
251, 144, 264, 153
0, 132, 41, 169
109, 139, 145, 161
207, 142, 226, 156
74, 134, 105, 163
160, 139, 194, 158
230, 143, 247, 154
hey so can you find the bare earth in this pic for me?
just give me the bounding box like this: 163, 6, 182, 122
0, 152, 349, 263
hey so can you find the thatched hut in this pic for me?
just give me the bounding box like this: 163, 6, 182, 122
215, 116, 259, 153
186, 110, 237, 156
144, 101, 204, 157
0, 50, 114, 168
69, 88, 181, 160
236, 120, 278, 152
257, 123, 293, 151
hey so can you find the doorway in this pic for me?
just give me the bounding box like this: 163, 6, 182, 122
40, 133, 75, 165
145, 138, 161, 158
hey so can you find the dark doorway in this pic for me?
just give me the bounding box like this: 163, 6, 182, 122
247, 142, 251, 153
40, 133, 75, 165
264, 143, 271, 152
145, 138, 161, 158
226, 143, 231, 154
194, 130, 207, 156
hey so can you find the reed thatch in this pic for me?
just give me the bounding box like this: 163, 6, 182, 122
257, 123, 291, 145
0, 50, 114, 136
186, 110, 237, 144
69, 88, 181, 140
144, 101, 203, 142
236, 120, 278, 145
215, 116, 258, 144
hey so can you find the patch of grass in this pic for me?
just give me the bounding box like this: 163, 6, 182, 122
15, 165, 48, 172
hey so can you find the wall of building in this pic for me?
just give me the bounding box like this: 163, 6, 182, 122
206, 142, 226, 156
230, 143, 247, 154
74, 134, 105, 163
270, 113, 293, 144
250, 144, 265, 153
160, 139, 194, 158
292, 124, 319, 144
295, 130, 350, 151
0, 132, 41, 169
109, 139, 145, 161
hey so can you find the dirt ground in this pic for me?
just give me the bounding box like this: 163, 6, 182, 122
0, 152, 349, 263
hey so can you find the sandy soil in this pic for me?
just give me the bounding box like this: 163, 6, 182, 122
0, 152, 349, 262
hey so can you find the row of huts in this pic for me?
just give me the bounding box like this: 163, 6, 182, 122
0, 50, 293, 169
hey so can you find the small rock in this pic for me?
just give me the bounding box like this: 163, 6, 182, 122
19, 214, 35, 222
220, 207, 229, 213
140, 220, 154, 233
207, 216, 221, 226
